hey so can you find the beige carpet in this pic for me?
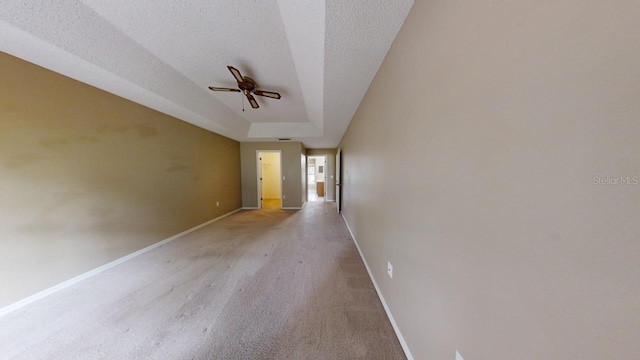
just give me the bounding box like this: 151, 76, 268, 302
0, 201, 405, 359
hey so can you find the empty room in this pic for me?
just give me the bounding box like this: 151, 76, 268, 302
1, 1, 638, 359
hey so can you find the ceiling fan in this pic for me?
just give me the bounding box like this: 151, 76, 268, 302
208, 66, 281, 109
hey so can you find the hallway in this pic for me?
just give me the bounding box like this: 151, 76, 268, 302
0, 202, 405, 359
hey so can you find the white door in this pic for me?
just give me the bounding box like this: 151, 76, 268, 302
336, 149, 342, 212
257, 152, 263, 209
321, 156, 327, 202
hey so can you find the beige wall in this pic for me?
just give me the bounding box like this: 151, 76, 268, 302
240, 142, 305, 208
0, 53, 242, 308
339, 1, 640, 359
307, 149, 337, 201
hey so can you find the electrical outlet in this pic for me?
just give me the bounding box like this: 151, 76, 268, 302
387, 261, 393, 279
283, 195, 286, 199
216, 201, 220, 207
455, 350, 464, 360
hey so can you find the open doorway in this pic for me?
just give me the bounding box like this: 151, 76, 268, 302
257, 151, 282, 209
307, 155, 326, 202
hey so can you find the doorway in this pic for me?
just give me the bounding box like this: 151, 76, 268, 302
257, 151, 282, 209
307, 155, 326, 202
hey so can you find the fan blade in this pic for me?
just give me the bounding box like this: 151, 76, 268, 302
227, 66, 244, 84
253, 90, 281, 99
208, 86, 241, 92
246, 94, 259, 109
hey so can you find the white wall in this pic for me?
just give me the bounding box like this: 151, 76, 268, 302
314, 157, 325, 182
308, 158, 316, 185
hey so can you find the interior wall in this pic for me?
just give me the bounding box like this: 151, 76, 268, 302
0, 53, 242, 308
261, 152, 281, 199
338, 1, 640, 359
240, 142, 305, 208
308, 158, 316, 185
314, 158, 325, 182
307, 149, 337, 201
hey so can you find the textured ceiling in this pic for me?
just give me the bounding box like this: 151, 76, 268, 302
0, 0, 413, 148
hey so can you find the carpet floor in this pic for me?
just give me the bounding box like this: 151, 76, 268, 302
0, 201, 406, 359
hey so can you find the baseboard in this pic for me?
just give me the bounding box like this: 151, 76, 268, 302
340, 214, 414, 360
0, 208, 242, 318
243, 206, 304, 210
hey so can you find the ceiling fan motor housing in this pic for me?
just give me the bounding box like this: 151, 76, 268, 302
239, 76, 257, 95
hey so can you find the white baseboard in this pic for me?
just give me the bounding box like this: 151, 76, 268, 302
0, 208, 242, 318
281, 201, 306, 210
245, 200, 307, 210
243, 206, 304, 210
340, 214, 414, 360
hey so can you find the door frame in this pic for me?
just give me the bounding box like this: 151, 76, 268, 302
306, 155, 327, 202
336, 148, 342, 212
256, 150, 283, 209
